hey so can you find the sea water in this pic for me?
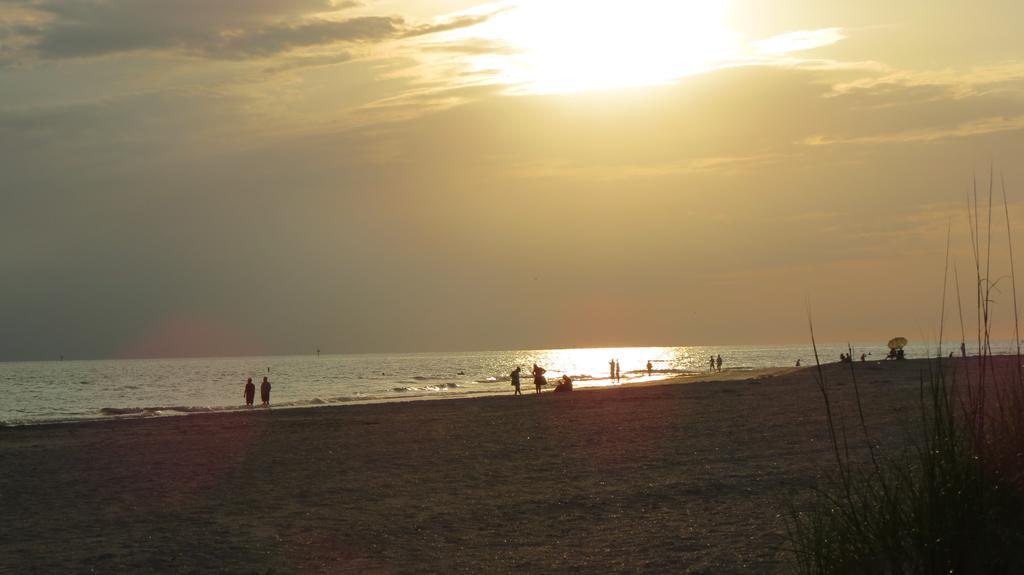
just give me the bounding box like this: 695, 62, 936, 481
0, 341, 1003, 426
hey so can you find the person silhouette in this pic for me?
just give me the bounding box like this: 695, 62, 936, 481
709, 355, 715, 373
609, 359, 615, 381
510, 366, 522, 396
244, 377, 255, 407
260, 376, 272, 407
614, 360, 620, 382
716, 354, 722, 372
532, 364, 547, 394
646, 361, 653, 376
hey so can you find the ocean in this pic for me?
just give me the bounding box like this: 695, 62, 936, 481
0, 341, 1001, 426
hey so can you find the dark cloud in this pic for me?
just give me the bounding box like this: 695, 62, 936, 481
216, 16, 401, 58
3, 0, 496, 60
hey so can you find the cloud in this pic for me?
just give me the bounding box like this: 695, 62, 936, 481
401, 13, 496, 38
3, 0, 497, 61
214, 16, 400, 58
829, 63, 1024, 100
753, 28, 846, 56
797, 64, 1024, 144
260, 51, 354, 74
419, 38, 518, 56
802, 115, 1024, 146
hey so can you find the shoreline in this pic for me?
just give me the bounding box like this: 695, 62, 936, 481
0, 366, 798, 430
0, 359, 942, 572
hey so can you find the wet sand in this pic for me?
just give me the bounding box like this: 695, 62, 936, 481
0, 359, 942, 573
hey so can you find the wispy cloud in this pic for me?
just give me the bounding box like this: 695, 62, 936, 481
830, 63, 1024, 99
753, 28, 846, 56
802, 115, 1024, 146
401, 13, 497, 39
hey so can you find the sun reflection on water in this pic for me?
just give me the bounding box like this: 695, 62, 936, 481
508, 346, 716, 388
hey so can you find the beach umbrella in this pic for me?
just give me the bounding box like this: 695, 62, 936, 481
887, 337, 908, 350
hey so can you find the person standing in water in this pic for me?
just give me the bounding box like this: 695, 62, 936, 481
244, 377, 255, 407
709, 355, 716, 373
510, 366, 522, 396
646, 361, 653, 376
609, 359, 616, 381
260, 376, 272, 407
614, 360, 621, 383
716, 354, 723, 372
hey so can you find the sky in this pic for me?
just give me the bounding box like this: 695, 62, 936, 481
2, 0, 1024, 360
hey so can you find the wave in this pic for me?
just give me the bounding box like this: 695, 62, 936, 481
478, 372, 597, 384
392, 383, 462, 393
99, 405, 219, 416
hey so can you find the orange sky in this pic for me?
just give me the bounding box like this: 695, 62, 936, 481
2, 1, 1023, 359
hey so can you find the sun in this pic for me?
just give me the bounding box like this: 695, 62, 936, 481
453, 0, 738, 94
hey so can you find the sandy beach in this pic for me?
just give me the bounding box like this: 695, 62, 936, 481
0, 359, 944, 573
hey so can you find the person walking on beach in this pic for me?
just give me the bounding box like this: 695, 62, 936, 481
614, 360, 621, 383
532, 364, 547, 394
716, 354, 722, 372
510, 366, 522, 396
260, 376, 272, 407
609, 359, 616, 381
646, 361, 653, 377
244, 377, 255, 407
709, 355, 716, 373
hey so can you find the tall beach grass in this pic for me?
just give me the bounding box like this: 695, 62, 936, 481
788, 174, 1024, 573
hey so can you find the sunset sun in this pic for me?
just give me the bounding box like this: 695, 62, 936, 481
459, 0, 738, 94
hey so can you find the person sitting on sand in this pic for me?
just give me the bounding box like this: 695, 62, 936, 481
244, 377, 255, 407
510, 366, 522, 396
554, 374, 573, 393
260, 376, 272, 407
532, 364, 547, 394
